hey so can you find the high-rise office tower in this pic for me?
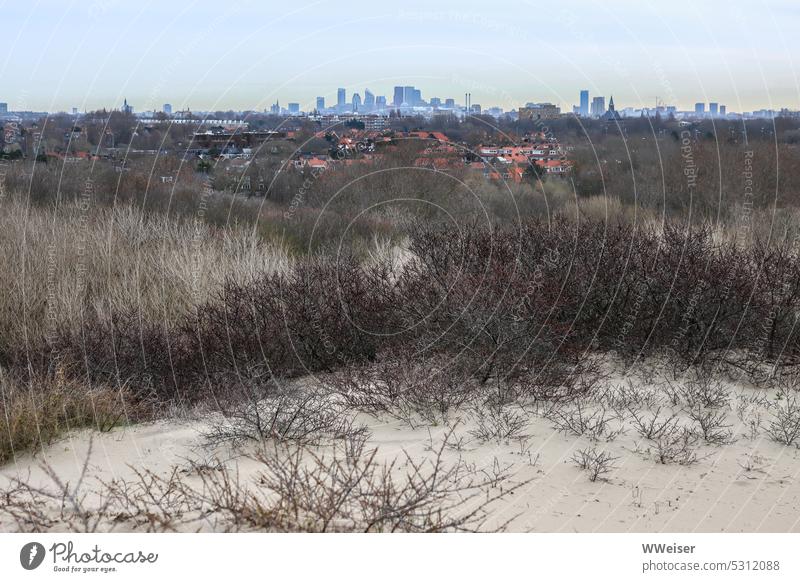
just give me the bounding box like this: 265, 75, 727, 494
352, 93, 362, 111
376, 96, 387, 109
445, 98, 455, 109
719, 105, 727, 117
403, 86, 414, 106
0, 102, 7, 114
163, 103, 172, 115
364, 89, 375, 109
393, 86, 404, 107
695, 103, 705, 115
591, 96, 605, 116
709, 102, 719, 117
288, 103, 300, 114
412, 88, 421, 106
580, 90, 589, 117
337, 88, 346, 108
316, 96, 325, 111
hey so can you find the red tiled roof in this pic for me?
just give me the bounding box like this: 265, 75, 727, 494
307, 157, 328, 168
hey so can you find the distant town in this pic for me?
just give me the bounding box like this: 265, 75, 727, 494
2, 85, 798, 191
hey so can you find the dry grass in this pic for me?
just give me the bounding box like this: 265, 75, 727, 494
0, 197, 290, 362
0, 367, 133, 465
556, 195, 660, 227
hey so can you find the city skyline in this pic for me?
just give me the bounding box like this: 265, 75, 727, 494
0, 85, 776, 119
1, 0, 798, 113
1, 80, 793, 120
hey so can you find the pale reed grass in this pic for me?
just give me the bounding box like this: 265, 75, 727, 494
0, 198, 290, 355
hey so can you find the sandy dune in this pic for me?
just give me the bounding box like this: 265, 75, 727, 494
3, 370, 799, 533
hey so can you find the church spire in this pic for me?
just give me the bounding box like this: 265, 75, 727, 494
608, 95, 615, 111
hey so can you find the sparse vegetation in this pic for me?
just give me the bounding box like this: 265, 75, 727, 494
0, 431, 528, 533
689, 407, 735, 445
469, 403, 528, 443
766, 390, 800, 447
629, 407, 681, 441
546, 400, 624, 442
571, 446, 619, 482
203, 382, 369, 448
652, 427, 700, 465
0, 368, 135, 466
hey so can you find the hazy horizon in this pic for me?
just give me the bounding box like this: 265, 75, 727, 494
1, 0, 798, 113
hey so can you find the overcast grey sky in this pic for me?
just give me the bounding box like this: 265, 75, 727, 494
1, 0, 798, 113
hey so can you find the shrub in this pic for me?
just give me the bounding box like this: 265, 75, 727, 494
571, 446, 619, 482
0, 368, 134, 465
1, 429, 529, 532
689, 407, 735, 445
766, 391, 800, 446
327, 352, 479, 427
546, 400, 624, 441
628, 407, 681, 440
203, 382, 368, 447
653, 427, 700, 465
469, 403, 528, 443
678, 372, 730, 409
187, 255, 394, 385
52, 310, 182, 403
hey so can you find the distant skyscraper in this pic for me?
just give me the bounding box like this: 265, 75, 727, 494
412, 88, 421, 106
695, 102, 705, 115
270, 101, 280, 114
72, 107, 78, 116
591, 96, 605, 116
709, 102, 719, 117
316, 96, 325, 111
0, 102, 7, 114
403, 86, 414, 106
364, 89, 375, 110
719, 105, 727, 117
579, 90, 589, 117
163, 103, 172, 115
393, 86, 404, 107
352, 93, 362, 111
376, 95, 387, 109
430, 97, 441, 108
444, 98, 455, 109
288, 102, 300, 114
337, 88, 346, 108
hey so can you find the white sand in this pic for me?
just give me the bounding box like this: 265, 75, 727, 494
2, 375, 800, 532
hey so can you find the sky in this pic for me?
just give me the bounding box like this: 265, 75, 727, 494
0, 0, 798, 113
